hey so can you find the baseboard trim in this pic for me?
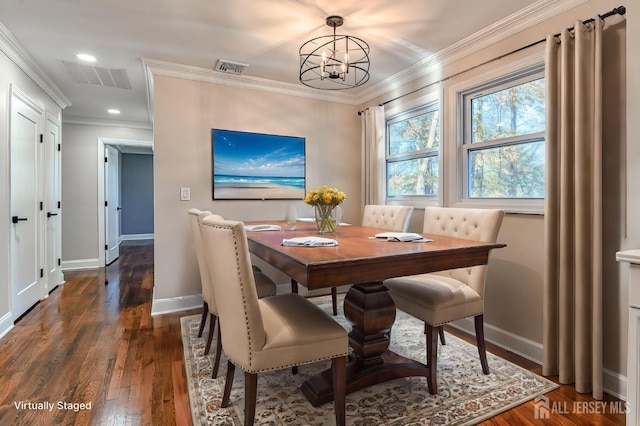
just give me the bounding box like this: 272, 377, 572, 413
151, 294, 202, 316
450, 317, 543, 364
0, 312, 14, 340
449, 318, 628, 400
61, 258, 101, 271
603, 368, 627, 401
120, 233, 154, 241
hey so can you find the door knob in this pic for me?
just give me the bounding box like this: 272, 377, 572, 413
47, 212, 58, 218
12, 216, 28, 224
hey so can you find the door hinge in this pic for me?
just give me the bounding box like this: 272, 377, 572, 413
58, 143, 61, 152
39, 134, 43, 143
105, 244, 108, 250
40, 268, 44, 278
104, 201, 108, 207
40, 201, 43, 211
104, 157, 108, 163
58, 201, 61, 209
58, 258, 61, 266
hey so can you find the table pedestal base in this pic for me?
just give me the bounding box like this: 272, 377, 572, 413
301, 350, 429, 407
301, 282, 430, 407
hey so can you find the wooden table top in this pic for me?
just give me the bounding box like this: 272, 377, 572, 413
246, 220, 505, 290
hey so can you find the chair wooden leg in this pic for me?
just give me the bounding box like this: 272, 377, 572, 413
212, 324, 223, 378
198, 301, 209, 337
425, 324, 438, 395
332, 356, 347, 426
474, 314, 490, 375
331, 287, 338, 316
438, 325, 446, 345
290, 278, 298, 294
292, 366, 298, 375
244, 372, 258, 426
204, 313, 216, 355
221, 361, 235, 408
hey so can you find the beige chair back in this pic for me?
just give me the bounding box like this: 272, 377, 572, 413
200, 217, 266, 371
362, 204, 414, 232
422, 207, 504, 296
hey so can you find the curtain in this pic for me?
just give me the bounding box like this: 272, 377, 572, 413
361, 105, 385, 205
543, 18, 603, 399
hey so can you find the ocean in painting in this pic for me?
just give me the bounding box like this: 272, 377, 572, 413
214, 175, 305, 189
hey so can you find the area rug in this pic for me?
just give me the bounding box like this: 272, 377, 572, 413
181, 295, 557, 425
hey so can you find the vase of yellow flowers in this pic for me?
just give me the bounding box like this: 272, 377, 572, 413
304, 185, 346, 234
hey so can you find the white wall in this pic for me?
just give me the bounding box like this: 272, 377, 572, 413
151, 76, 361, 312
61, 124, 152, 266
0, 49, 62, 336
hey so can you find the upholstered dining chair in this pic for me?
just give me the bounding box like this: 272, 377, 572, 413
187, 209, 276, 378
384, 206, 504, 395
313, 204, 415, 316
200, 216, 348, 426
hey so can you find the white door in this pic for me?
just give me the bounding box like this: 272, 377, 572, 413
10, 95, 42, 318
44, 116, 62, 289
105, 145, 120, 264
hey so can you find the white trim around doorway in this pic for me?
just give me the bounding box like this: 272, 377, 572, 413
96, 138, 153, 267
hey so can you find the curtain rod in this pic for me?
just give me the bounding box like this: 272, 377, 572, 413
358, 5, 625, 116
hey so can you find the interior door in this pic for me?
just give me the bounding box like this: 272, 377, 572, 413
10, 94, 42, 318
44, 117, 62, 289
105, 145, 120, 264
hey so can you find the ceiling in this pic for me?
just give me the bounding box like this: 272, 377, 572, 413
0, 0, 545, 128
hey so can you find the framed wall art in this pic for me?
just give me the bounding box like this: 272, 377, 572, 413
212, 129, 306, 200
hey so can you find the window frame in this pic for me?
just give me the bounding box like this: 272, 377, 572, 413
445, 52, 546, 214
384, 91, 442, 208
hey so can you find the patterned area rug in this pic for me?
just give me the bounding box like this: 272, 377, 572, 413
181, 295, 557, 425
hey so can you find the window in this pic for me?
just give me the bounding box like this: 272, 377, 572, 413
386, 103, 440, 200
462, 67, 545, 200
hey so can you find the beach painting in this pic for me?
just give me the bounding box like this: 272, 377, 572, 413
212, 129, 306, 200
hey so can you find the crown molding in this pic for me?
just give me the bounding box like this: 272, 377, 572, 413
142, 58, 362, 106
62, 115, 153, 130
0, 21, 72, 109
142, 59, 155, 126
356, 0, 589, 104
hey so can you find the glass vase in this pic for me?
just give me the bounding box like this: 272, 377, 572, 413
314, 205, 337, 234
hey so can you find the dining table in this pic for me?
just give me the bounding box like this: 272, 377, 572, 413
245, 219, 506, 407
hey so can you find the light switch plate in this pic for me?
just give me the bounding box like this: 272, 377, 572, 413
180, 187, 190, 201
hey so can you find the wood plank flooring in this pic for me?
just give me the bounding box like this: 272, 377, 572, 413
0, 240, 626, 425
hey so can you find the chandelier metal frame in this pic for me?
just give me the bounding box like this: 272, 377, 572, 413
299, 16, 370, 90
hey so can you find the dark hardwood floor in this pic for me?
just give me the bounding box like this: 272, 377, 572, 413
0, 240, 626, 425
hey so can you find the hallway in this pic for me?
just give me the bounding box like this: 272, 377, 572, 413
0, 240, 196, 425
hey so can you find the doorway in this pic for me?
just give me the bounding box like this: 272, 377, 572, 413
10, 91, 42, 319
9, 86, 63, 322
97, 138, 153, 267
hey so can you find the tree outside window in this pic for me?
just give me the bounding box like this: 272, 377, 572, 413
386, 105, 440, 198
464, 71, 545, 199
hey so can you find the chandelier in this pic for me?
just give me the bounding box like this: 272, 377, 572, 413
299, 16, 370, 90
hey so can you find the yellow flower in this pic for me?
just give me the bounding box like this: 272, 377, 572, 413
304, 185, 347, 207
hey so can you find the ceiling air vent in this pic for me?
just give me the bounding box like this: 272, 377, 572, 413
214, 59, 248, 75
61, 60, 132, 90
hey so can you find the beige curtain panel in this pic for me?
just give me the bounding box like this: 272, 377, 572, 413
361, 105, 385, 206
543, 18, 603, 399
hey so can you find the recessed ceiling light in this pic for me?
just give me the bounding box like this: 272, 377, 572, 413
76, 53, 97, 63
107, 109, 121, 115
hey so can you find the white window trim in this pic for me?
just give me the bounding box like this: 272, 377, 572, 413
443, 50, 546, 214
384, 87, 444, 209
